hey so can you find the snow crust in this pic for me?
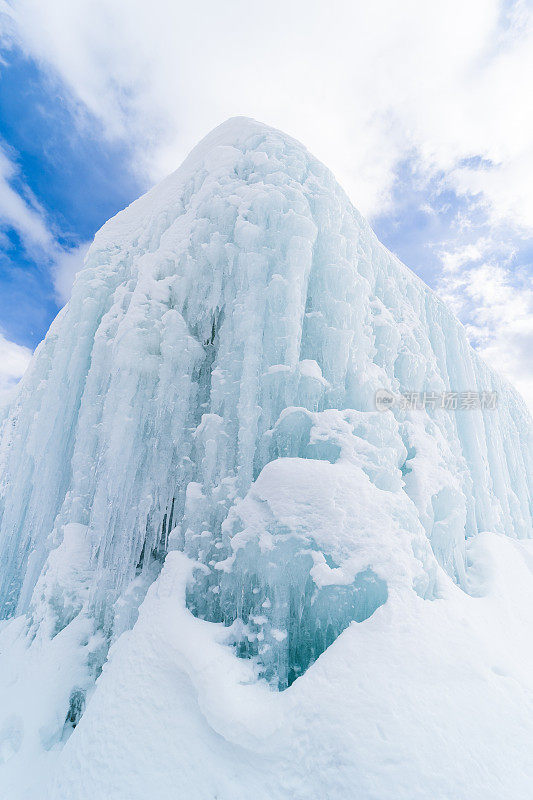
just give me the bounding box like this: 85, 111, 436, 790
0, 117, 532, 798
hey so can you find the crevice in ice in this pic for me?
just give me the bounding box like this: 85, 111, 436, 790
191, 308, 225, 421
136, 498, 177, 574
64, 689, 85, 730
400, 446, 416, 477
60, 689, 86, 742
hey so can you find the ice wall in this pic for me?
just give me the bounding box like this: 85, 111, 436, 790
0, 117, 531, 687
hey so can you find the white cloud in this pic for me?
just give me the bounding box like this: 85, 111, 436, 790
0, 0, 514, 215
0, 144, 54, 252
0, 331, 31, 406
3, 0, 532, 227
1, 0, 532, 406
438, 243, 533, 412
52, 240, 90, 304
0, 141, 88, 303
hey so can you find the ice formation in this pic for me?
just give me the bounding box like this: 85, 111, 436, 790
0, 117, 532, 799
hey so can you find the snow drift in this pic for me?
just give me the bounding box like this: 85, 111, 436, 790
0, 117, 532, 799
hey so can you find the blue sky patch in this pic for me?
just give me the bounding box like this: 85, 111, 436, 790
0, 45, 143, 347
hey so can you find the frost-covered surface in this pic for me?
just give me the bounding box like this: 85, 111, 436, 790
0, 117, 532, 798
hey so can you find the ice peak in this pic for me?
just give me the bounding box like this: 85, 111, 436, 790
185, 116, 304, 163
192, 115, 279, 146
0, 114, 531, 679
0, 116, 532, 800
179, 115, 302, 182
89, 115, 315, 256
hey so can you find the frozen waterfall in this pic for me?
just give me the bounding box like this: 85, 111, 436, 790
0, 118, 531, 689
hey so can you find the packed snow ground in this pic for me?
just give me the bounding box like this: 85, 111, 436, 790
2, 535, 533, 799
0, 118, 531, 798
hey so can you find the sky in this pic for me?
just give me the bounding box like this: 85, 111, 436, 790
0, 0, 531, 408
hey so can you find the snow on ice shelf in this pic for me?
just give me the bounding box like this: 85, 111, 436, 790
0, 117, 531, 800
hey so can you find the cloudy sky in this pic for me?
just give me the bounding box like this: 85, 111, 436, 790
0, 0, 532, 407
